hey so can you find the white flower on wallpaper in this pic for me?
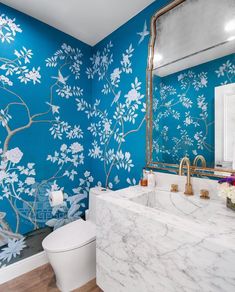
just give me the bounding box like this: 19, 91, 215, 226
125, 77, 144, 105
0, 14, 22, 43
0, 147, 36, 198
0, 238, 26, 263
111, 68, 122, 87
5, 147, 23, 164
0, 47, 41, 85
120, 44, 134, 74
89, 141, 102, 159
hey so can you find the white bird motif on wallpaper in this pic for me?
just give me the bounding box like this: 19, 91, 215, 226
137, 21, 149, 45
111, 90, 121, 106
46, 102, 60, 114
51, 70, 69, 85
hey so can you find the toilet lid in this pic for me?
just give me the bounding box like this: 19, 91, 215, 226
42, 219, 96, 253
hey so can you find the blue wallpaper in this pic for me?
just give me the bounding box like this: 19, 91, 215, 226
2, 0, 233, 268
0, 4, 93, 266
153, 54, 235, 167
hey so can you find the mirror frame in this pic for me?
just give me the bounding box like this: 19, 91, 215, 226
146, 0, 235, 178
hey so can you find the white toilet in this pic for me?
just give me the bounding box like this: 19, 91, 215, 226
42, 187, 108, 292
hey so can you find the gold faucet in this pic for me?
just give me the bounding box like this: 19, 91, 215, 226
179, 157, 193, 196
193, 155, 206, 168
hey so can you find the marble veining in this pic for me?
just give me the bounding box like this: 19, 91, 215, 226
96, 172, 235, 292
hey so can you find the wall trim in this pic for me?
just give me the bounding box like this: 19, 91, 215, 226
0, 251, 48, 284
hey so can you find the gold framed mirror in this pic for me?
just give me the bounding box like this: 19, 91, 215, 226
146, 0, 235, 178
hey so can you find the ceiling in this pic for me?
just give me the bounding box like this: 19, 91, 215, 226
1, 0, 155, 46
153, 0, 235, 76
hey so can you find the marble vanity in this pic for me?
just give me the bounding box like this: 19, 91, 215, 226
96, 172, 235, 292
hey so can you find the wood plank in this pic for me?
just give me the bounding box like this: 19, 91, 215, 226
0, 264, 102, 292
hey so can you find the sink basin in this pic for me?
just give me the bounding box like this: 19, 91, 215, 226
130, 189, 227, 224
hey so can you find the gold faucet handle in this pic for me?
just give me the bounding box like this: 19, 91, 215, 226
170, 184, 179, 192
200, 189, 210, 199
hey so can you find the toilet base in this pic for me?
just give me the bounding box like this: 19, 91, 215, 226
47, 240, 96, 292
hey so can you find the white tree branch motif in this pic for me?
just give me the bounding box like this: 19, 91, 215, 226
215, 59, 235, 84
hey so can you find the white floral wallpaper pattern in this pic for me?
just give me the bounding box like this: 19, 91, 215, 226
86, 9, 155, 190
0, 5, 93, 267
78, 42, 146, 188
152, 55, 235, 166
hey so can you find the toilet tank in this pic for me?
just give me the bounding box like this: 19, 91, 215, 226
86, 187, 112, 224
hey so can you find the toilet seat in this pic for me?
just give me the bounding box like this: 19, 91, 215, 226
42, 219, 96, 253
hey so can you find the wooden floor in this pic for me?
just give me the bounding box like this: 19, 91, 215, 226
0, 264, 102, 292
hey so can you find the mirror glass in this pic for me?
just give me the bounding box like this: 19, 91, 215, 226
149, 0, 235, 174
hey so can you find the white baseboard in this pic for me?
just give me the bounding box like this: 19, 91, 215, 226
0, 251, 48, 284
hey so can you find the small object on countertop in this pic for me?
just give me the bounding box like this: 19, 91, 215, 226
200, 189, 210, 199
140, 178, 148, 187
170, 184, 179, 192
148, 170, 156, 188
140, 168, 148, 186
142, 167, 148, 179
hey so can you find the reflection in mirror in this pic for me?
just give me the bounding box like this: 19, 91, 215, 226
148, 0, 235, 176
215, 83, 235, 170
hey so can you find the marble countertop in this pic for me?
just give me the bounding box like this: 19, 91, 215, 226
99, 185, 235, 249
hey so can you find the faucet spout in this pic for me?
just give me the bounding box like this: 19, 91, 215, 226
179, 157, 193, 196
193, 155, 206, 168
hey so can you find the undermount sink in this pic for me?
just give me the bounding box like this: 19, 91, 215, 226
130, 189, 227, 226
